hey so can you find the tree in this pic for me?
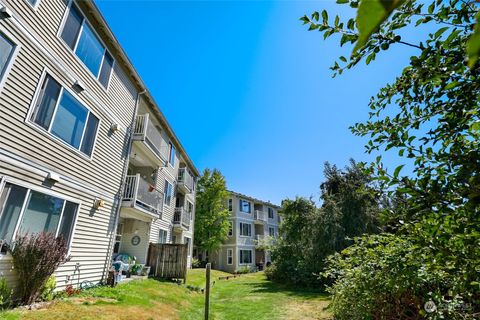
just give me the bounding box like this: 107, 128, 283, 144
302, 1, 480, 318
193, 169, 230, 258
266, 161, 382, 287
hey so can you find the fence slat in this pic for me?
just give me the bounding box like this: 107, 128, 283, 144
147, 243, 188, 281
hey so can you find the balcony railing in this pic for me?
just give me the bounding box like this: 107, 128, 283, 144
173, 207, 192, 228
123, 174, 163, 216
177, 168, 194, 192
254, 210, 267, 222
255, 234, 265, 241
132, 114, 168, 162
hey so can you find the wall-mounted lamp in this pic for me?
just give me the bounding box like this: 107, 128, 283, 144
0, 6, 13, 18
73, 80, 86, 92
46, 171, 61, 183
110, 123, 119, 133
94, 198, 105, 209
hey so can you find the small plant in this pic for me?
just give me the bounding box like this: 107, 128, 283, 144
236, 266, 250, 274
10, 232, 70, 305
0, 277, 13, 309
64, 284, 81, 297
39, 275, 56, 302
191, 258, 201, 268
131, 264, 142, 275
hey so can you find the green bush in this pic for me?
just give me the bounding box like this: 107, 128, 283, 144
39, 275, 56, 302
236, 266, 251, 274
324, 234, 477, 320
191, 258, 201, 268
0, 277, 13, 309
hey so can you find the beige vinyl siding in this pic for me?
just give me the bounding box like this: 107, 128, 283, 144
0, 162, 119, 289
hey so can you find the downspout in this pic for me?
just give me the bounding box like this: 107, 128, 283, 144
102, 89, 146, 282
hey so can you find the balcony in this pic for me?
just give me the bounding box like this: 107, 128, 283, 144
254, 210, 267, 224
177, 168, 194, 194
173, 207, 192, 230
255, 234, 265, 241
131, 114, 168, 166
121, 174, 163, 220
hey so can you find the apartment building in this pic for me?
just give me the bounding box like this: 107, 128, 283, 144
0, 0, 197, 290
212, 191, 281, 273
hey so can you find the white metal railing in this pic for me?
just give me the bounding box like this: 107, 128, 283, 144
254, 210, 267, 222
173, 207, 191, 228
133, 114, 168, 161
123, 174, 163, 216
177, 168, 194, 192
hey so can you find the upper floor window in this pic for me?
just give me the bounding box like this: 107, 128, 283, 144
239, 199, 251, 213
268, 207, 274, 219
163, 180, 173, 206
30, 74, 99, 157
269, 227, 275, 237
0, 33, 15, 86
60, 3, 113, 88
239, 222, 251, 237
227, 221, 233, 237
168, 142, 175, 167
228, 199, 233, 211
0, 182, 78, 247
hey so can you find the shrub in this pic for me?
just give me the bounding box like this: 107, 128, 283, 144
323, 234, 477, 320
191, 258, 201, 268
10, 232, 70, 305
39, 275, 56, 302
0, 277, 13, 309
236, 266, 251, 274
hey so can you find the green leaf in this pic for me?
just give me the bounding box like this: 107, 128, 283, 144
444, 81, 459, 90
336, 0, 349, 3
467, 12, 480, 68
322, 10, 329, 24
434, 27, 449, 39
471, 121, 480, 132
393, 164, 405, 179
354, 0, 406, 52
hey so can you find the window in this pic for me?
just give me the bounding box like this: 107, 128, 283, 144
268, 207, 274, 219
168, 142, 175, 167
171, 235, 176, 244
0, 183, 78, 246
30, 75, 99, 156
184, 237, 191, 256
269, 227, 275, 237
239, 199, 251, 213
228, 199, 232, 211
186, 201, 193, 214
239, 250, 252, 264
227, 249, 233, 265
113, 223, 123, 254
26, 0, 39, 7
158, 229, 168, 244
239, 223, 251, 237
60, 3, 113, 88
228, 221, 233, 237
163, 180, 173, 206
0, 33, 15, 87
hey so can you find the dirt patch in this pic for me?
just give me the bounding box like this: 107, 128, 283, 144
282, 300, 331, 320
70, 297, 118, 305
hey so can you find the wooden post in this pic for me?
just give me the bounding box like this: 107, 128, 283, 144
205, 263, 211, 320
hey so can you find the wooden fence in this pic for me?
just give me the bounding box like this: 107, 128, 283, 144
147, 243, 188, 282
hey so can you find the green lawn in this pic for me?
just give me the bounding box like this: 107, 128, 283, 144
0, 270, 330, 320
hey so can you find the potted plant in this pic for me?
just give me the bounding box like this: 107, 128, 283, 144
131, 264, 142, 276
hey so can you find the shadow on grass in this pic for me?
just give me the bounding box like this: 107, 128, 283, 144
244, 280, 330, 300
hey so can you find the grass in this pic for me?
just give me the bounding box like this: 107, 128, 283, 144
0, 270, 331, 320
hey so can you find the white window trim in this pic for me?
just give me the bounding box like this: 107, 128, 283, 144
57, 0, 115, 91
0, 176, 81, 255
168, 142, 175, 168
227, 221, 233, 237
158, 228, 168, 244
163, 179, 173, 208
239, 199, 251, 214
239, 222, 252, 237
24, 68, 102, 161
238, 249, 253, 265
0, 28, 21, 95
227, 248, 233, 265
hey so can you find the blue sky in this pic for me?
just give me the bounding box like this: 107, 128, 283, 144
96, 0, 419, 205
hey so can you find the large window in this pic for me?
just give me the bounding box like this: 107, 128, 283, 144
0, 183, 78, 246
158, 229, 168, 244
239, 250, 252, 265
30, 75, 99, 156
0, 33, 15, 87
227, 249, 233, 265
163, 180, 173, 206
168, 142, 176, 167
60, 3, 113, 88
239, 222, 251, 237
269, 227, 275, 237
268, 207, 274, 219
239, 199, 251, 213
